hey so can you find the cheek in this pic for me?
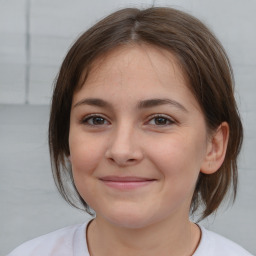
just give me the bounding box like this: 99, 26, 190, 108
69, 133, 106, 176
69, 134, 107, 205
147, 132, 205, 184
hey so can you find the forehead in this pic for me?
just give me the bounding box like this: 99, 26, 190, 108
86, 44, 186, 87
73, 44, 200, 111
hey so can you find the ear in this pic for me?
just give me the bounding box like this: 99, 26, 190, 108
67, 155, 72, 162
200, 122, 229, 174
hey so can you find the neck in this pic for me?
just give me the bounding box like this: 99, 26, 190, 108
87, 215, 200, 256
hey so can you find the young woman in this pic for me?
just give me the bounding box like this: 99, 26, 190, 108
8, 7, 253, 256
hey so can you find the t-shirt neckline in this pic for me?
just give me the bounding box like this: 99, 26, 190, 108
75, 219, 207, 256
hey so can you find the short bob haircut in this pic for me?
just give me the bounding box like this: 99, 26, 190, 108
49, 7, 243, 220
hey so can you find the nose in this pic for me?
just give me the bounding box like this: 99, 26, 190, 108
105, 125, 144, 167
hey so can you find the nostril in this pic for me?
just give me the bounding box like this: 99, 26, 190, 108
109, 158, 115, 163
127, 158, 136, 162
105, 146, 144, 166
107, 157, 137, 166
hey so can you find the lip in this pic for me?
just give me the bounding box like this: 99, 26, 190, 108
99, 176, 157, 190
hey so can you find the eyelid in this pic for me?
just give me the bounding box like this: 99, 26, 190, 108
80, 114, 111, 126
146, 114, 176, 125
79, 113, 177, 127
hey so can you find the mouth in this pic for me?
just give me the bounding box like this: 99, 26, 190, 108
99, 176, 157, 190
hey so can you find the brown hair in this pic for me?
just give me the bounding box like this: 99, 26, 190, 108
49, 7, 243, 219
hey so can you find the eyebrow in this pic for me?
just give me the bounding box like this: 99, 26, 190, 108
74, 98, 109, 108
138, 98, 188, 112
73, 98, 188, 112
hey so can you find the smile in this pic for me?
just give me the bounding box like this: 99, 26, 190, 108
99, 176, 157, 190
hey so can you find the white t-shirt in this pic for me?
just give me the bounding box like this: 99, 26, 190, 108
7, 220, 253, 256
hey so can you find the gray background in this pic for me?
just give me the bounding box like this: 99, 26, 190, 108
0, 0, 255, 255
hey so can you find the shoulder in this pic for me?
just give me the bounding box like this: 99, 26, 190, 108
6, 222, 89, 256
194, 225, 254, 256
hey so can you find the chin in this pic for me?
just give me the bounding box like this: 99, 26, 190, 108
99, 206, 157, 229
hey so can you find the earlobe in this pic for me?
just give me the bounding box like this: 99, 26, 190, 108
68, 155, 72, 162
201, 122, 229, 174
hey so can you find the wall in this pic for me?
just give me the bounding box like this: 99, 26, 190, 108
1, 0, 256, 255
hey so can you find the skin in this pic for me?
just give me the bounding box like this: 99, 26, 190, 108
69, 44, 229, 256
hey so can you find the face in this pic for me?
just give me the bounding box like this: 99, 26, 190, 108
69, 45, 211, 229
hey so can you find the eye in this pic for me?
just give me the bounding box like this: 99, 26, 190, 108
147, 115, 175, 126
81, 115, 110, 126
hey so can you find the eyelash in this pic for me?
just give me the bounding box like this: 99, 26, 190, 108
81, 114, 110, 126
81, 114, 175, 127
147, 114, 175, 126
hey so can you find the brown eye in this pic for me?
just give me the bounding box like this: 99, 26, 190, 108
91, 117, 105, 125
148, 115, 174, 126
82, 115, 109, 126
154, 117, 169, 125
